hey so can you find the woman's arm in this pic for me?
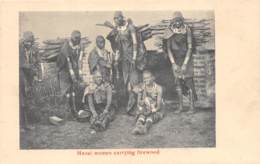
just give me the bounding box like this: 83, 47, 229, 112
137, 91, 143, 106
78, 50, 84, 76
88, 94, 97, 117
129, 24, 138, 61
183, 27, 193, 66
167, 39, 176, 64
155, 85, 163, 112
104, 85, 112, 113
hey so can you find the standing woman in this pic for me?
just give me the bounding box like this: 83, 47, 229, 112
107, 11, 147, 115
56, 30, 85, 119
163, 11, 198, 114
19, 31, 39, 130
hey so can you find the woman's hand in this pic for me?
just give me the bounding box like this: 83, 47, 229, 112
103, 109, 109, 114
172, 63, 179, 71
181, 63, 187, 73
92, 112, 98, 119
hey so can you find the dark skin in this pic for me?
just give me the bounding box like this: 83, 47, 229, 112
67, 33, 82, 82
167, 17, 194, 112
96, 37, 105, 49
87, 76, 112, 119
71, 34, 81, 46
20, 38, 37, 130
23, 40, 33, 50
96, 36, 112, 69
21, 40, 36, 69
167, 18, 192, 76
96, 35, 119, 79
113, 14, 138, 64
172, 17, 184, 29
114, 15, 125, 26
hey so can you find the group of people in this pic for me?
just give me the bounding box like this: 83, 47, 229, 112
19, 11, 197, 135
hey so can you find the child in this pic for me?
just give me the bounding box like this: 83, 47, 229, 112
88, 35, 119, 83
132, 70, 164, 135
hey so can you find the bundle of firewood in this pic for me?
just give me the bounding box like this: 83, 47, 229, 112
150, 18, 214, 49
97, 18, 214, 50
96, 20, 153, 42
39, 37, 91, 62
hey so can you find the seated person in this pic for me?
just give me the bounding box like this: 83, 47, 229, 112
88, 35, 117, 83
82, 71, 116, 131
132, 70, 164, 135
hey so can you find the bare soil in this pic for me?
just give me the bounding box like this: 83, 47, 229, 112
20, 102, 215, 149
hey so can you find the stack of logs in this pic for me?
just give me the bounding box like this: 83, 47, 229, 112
150, 18, 214, 49
39, 37, 91, 62
31, 37, 91, 104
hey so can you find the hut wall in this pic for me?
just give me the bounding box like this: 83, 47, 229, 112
81, 53, 92, 84
29, 62, 60, 103
193, 49, 215, 107
146, 49, 215, 108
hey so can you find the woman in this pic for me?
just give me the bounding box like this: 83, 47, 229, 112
163, 11, 198, 114
107, 11, 147, 115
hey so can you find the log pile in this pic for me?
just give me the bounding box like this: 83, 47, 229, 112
96, 18, 214, 49
150, 18, 214, 49
96, 20, 153, 42
39, 37, 91, 62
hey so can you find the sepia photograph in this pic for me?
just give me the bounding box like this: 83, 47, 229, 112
19, 11, 215, 149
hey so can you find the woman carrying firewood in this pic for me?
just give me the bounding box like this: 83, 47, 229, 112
19, 31, 40, 131
163, 11, 198, 114
56, 30, 85, 119
106, 11, 147, 115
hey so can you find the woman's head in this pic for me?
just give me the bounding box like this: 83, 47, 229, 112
143, 70, 155, 85
71, 30, 81, 46
93, 71, 103, 85
23, 31, 35, 49
171, 11, 184, 28
113, 11, 125, 26
96, 35, 105, 49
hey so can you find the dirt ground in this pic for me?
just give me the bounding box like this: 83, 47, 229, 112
20, 101, 215, 149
